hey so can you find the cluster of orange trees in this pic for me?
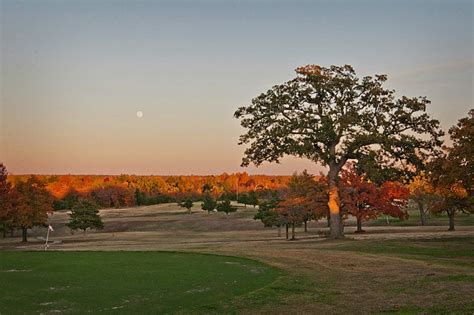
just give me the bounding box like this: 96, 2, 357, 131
254, 167, 410, 240
6, 172, 290, 210
0, 168, 290, 241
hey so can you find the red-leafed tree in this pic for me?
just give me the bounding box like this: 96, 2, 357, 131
379, 181, 410, 218
340, 165, 409, 233
339, 168, 379, 233
275, 197, 310, 240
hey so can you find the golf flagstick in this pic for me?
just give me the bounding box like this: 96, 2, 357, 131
45, 225, 54, 250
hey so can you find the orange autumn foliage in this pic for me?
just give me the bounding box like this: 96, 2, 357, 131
9, 173, 291, 209
339, 165, 409, 232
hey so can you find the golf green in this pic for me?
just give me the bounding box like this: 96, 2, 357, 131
0, 251, 280, 314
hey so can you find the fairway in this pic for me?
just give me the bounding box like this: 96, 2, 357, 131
0, 251, 280, 314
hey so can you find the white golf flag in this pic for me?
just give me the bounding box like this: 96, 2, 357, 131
48, 225, 54, 232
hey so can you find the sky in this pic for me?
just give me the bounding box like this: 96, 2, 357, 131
0, 0, 473, 175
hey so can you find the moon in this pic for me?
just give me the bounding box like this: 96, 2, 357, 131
136, 111, 144, 118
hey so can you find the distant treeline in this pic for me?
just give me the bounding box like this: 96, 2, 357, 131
8, 173, 291, 210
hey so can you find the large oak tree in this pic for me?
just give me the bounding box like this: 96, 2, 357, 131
235, 65, 443, 238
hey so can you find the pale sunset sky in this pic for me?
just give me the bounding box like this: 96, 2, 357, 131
0, 0, 473, 175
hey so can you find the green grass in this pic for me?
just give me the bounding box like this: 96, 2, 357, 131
0, 251, 281, 314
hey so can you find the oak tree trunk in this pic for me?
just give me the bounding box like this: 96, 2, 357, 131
356, 217, 363, 233
328, 167, 343, 238
448, 211, 455, 231
291, 223, 295, 240
285, 224, 289, 240
21, 228, 28, 242
304, 220, 307, 232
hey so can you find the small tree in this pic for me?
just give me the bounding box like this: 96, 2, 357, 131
216, 199, 237, 215
135, 188, 147, 206
12, 176, 54, 242
247, 191, 259, 208
254, 197, 282, 236
379, 181, 410, 218
201, 193, 217, 214
429, 110, 474, 230
67, 199, 104, 234
238, 193, 249, 207
275, 197, 309, 240
340, 165, 409, 233
409, 175, 438, 226
287, 170, 328, 231
178, 198, 194, 214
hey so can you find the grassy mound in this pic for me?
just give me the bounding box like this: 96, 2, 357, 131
0, 251, 280, 314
